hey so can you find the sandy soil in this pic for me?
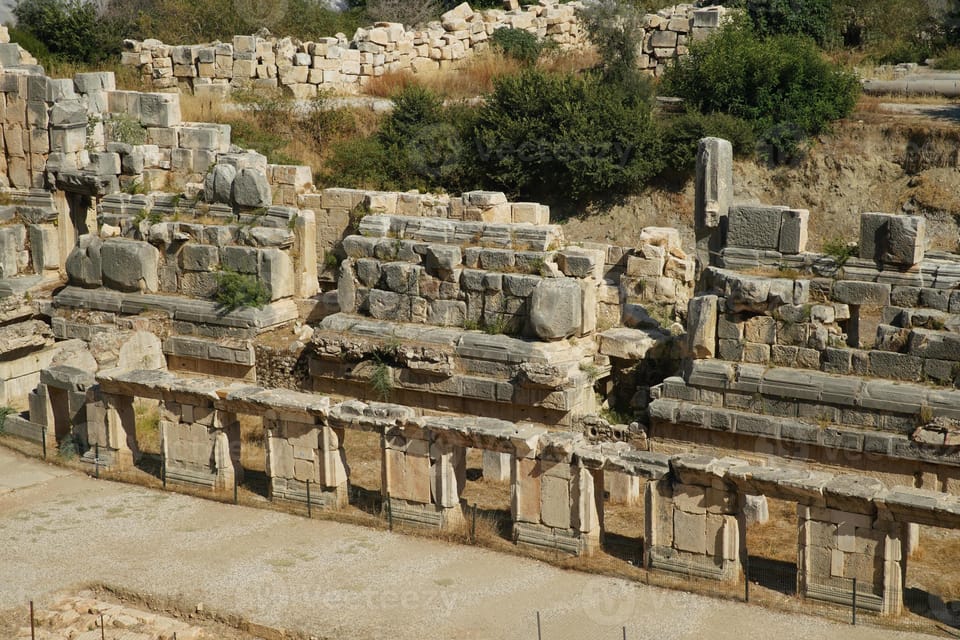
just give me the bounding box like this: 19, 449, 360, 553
0, 447, 941, 640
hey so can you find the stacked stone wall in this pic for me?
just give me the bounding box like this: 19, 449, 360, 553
119, 3, 730, 95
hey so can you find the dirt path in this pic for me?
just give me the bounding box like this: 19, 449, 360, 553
0, 447, 940, 640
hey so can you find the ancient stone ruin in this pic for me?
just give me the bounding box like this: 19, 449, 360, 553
1, 2, 960, 630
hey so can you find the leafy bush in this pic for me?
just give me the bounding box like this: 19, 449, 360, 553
14, 0, 125, 63
320, 136, 393, 190
0, 406, 14, 435
660, 111, 757, 174
576, 0, 646, 84
215, 270, 270, 310
731, 0, 834, 45
58, 433, 80, 459
472, 69, 662, 203
107, 114, 147, 145
662, 20, 860, 160
490, 28, 544, 65
934, 47, 960, 70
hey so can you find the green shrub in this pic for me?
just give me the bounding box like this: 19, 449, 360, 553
0, 406, 14, 435
58, 433, 80, 459
934, 47, 960, 70
471, 69, 662, 204
730, 0, 835, 44
577, 0, 645, 83
660, 111, 757, 174
107, 114, 147, 145
320, 136, 393, 190
490, 28, 544, 65
14, 0, 125, 63
214, 270, 270, 310
662, 20, 860, 160
822, 238, 857, 266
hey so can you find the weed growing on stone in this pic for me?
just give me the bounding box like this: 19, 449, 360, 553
822, 237, 857, 266
214, 270, 270, 310
370, 360, 393, 401
0, 406, 14, 434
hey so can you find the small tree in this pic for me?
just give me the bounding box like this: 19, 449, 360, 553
576, 0, 645, 83
662, 19, 860, 160
472, 69, 662, 204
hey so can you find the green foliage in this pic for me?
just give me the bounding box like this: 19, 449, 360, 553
489, 28, 545, 65
58, 433, 80, 459
934, 47, 960, 70
352, 85, 478, 192
577, 0, 645, 83
214, 270, 270, 310
660, 111, 757, 175
370, 359, 393, 401
822, 238, 857, 266
108, 114, 147, 145
320, 136, 393, 190
473, 69, 662, 203
730, 0, 835, 45
14, 0, 125, 63
0, 406, 14, 435
662, 20, 860, 160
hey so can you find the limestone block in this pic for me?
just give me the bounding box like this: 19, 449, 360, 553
100, 239, 159, 293
695, 137, 732, 230
50, 100, 87, 127
779, 208, 809, 254
512, 457, 541, 524
260, 248, 294, 300
727, 205, 784, 250
687, 294, 718, 359
204, 163, 236, 204
221, 245, 259, 274
231, 168, 272, 208
832, 281, 890, 306
541, 473, 571, 529
28, 224, 60, 273
87, 152, 121, 175
743, 494, 769, 525
65, 234, 103, 287
673, 509, 706, 554
529, 278, 582, 340
385, 447, 431, 504
482, 450, 511, 482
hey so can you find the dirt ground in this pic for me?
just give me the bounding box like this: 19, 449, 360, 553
561, 99, 960, 256
0, 446, 946, 640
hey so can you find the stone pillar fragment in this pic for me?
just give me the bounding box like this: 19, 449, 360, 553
687, 294, 718, 359
694, 137, 733, 275
482, 449, 511, 483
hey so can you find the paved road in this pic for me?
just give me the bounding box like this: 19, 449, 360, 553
0, 447, 939, 640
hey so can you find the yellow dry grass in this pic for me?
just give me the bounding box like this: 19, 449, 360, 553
363, 48, 598, 100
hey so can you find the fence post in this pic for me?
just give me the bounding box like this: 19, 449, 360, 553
306, 479, 312, 518
622, 626, 627, 640
95, 443, 100, 479
233, 474, 238, 505
100, 613, 105, 640
536, 611, 542, 640
744, 554, 750, 602
161, 449, 166, 488
851, 578, 857, 626
387, 493, 393, 531
471, 503, 477, 543
30, 600, 35, 640
41, 427, 46, 459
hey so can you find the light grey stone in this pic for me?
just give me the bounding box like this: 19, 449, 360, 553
231, 168, 272, 208
100, 239, 160, 293
65, 234, 103, 287
428, 300, 467, 326
687, 295, 718, 359
529, 278, 582, 340
779, 208, 809, 254
832, 281, 890, 306
205, 163, 236, 204
727, 205, 784, 250
221, 246, 259, 274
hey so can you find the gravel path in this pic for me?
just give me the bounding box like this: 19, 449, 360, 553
0, 447, 939, 640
